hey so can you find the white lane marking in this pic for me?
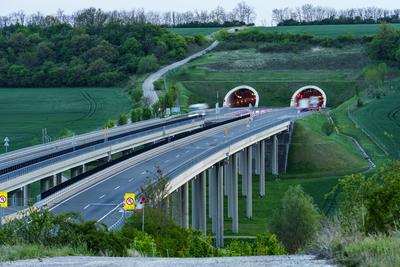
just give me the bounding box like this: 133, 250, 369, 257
114, 186, 120, 190
97, 203, 122, 223
128, 178, 133, 182
141, 171, 146, 175
165, 159, 170, 163
99, 194, 106, 199
83, 204, 90, 210
185, 150, 190, 153
176, 154, 180, 158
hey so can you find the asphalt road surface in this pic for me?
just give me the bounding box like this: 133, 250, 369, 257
0, 255, 336, 267
142, 41, 219, 105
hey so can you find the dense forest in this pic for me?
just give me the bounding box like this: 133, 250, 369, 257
0, 8, 208, 87
272, 4, 400, 26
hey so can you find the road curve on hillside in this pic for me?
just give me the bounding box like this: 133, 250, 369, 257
143, 40, 219, 106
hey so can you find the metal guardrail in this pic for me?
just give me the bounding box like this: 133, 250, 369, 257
0, 120, 198, 184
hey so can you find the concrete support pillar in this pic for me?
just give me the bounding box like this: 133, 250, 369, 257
191, 178, 198, 229
181, 182, 189, 229
199, 172, 207, 236
224, 164, 228, 196
272, 135, 279, 175
40, 177, 52, 193
260, 140, 266, 197
255, 142, 260, 175
239, 150, 244, 175
242, 149, 248, 196
208, 168, 213, 219
227, 156, 232, 218
246, 146, 253, 219
174, 188, 182, 226
216, 163, 224, 248
23, 185, 29, 207
231, 153, 239, 233
82, 164, 87, 173
212, 166, 218, 234
107, 152, 112, 162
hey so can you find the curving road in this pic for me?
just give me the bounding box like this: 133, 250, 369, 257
143, 41, 219, 105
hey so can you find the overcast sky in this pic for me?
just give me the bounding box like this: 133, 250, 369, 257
0, 0, 399, 25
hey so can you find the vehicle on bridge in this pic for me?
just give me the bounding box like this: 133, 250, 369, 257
290, 85, 327, 111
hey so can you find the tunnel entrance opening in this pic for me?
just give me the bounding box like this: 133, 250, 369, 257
290, 86, 326, 111
224, 86, 259, 108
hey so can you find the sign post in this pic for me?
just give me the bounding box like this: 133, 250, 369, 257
3, 137, 9, 153
124, 193, 136, 211
0, 192, 8, 226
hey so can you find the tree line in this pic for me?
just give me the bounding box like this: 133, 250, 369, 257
0, 11, 209, 87
0, 2, 256, 29
272, 4, 400, 26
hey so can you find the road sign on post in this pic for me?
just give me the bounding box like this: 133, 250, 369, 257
124, 193, 136, 211
0, 192, 8, 208
3, 137, 9, 153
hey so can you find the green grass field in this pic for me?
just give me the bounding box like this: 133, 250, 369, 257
216, 175, 340, 236
353, 92, 400, 159
168, 46, 368, 108
287, 113, 368, 176
255, 24, 400, 37
332, 97, 389, 167
0, 88, 130, 152
168, 27, 223, 36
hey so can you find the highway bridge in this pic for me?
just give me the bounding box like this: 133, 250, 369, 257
0, 106, 310, 247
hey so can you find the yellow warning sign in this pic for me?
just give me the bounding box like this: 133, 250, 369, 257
124, 193, 135, 211
0, 192, 8, 208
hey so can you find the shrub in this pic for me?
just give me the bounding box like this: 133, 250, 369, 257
137, 55, 159, 74
131, 108, 143, 122
142, 107, 152, 120
117, 114, 128, 125
254, 234, 286, 255
132, 231, 158, 256
225, 239, 253, 256
103, 119, 115, 129
153, 79, 165, 91
321, 121, 334, 136
270, 185, 321, 253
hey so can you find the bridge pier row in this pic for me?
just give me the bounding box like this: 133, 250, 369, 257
272, 135, 279, 175
260, 140, 266, 197
231, 153, 239, 233
181, 182, 189, 229
246, 146, 253, 219
71, 164, 87, 178
211, 166, 218, 234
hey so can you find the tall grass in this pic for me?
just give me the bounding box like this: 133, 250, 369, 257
0, 244, 91, 262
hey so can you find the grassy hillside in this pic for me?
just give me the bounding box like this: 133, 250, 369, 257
287, 113, 368, 176
0, 88, 130, 152
254, 24, 400, 37
353, 92, 400, 159
168, 27, 223, 36
167, 46, 369, 107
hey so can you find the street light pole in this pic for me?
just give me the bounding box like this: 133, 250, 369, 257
3, 137, 9, 153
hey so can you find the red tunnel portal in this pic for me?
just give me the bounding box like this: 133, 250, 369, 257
227, 88, 257, 108
294, 88, 324, 110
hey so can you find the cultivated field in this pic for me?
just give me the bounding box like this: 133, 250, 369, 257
168, 27, 223, 36
353, 92, 400, 159
0, 88, 130, 152
254, 24, 400, 37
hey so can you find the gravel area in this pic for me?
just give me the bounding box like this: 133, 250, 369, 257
0, 255, 336, 267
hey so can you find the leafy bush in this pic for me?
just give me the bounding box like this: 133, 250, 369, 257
132, 231, 158, 256
270, 185, 321, 253
225, 239, 253, 256
137, 55, 159, 74
118, 114, 128, 125
153, 79, 165, 91
254, 234, 286, 255
131, 108, 143, 122
321, 121, 334, 136
103, 119, 115, 129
